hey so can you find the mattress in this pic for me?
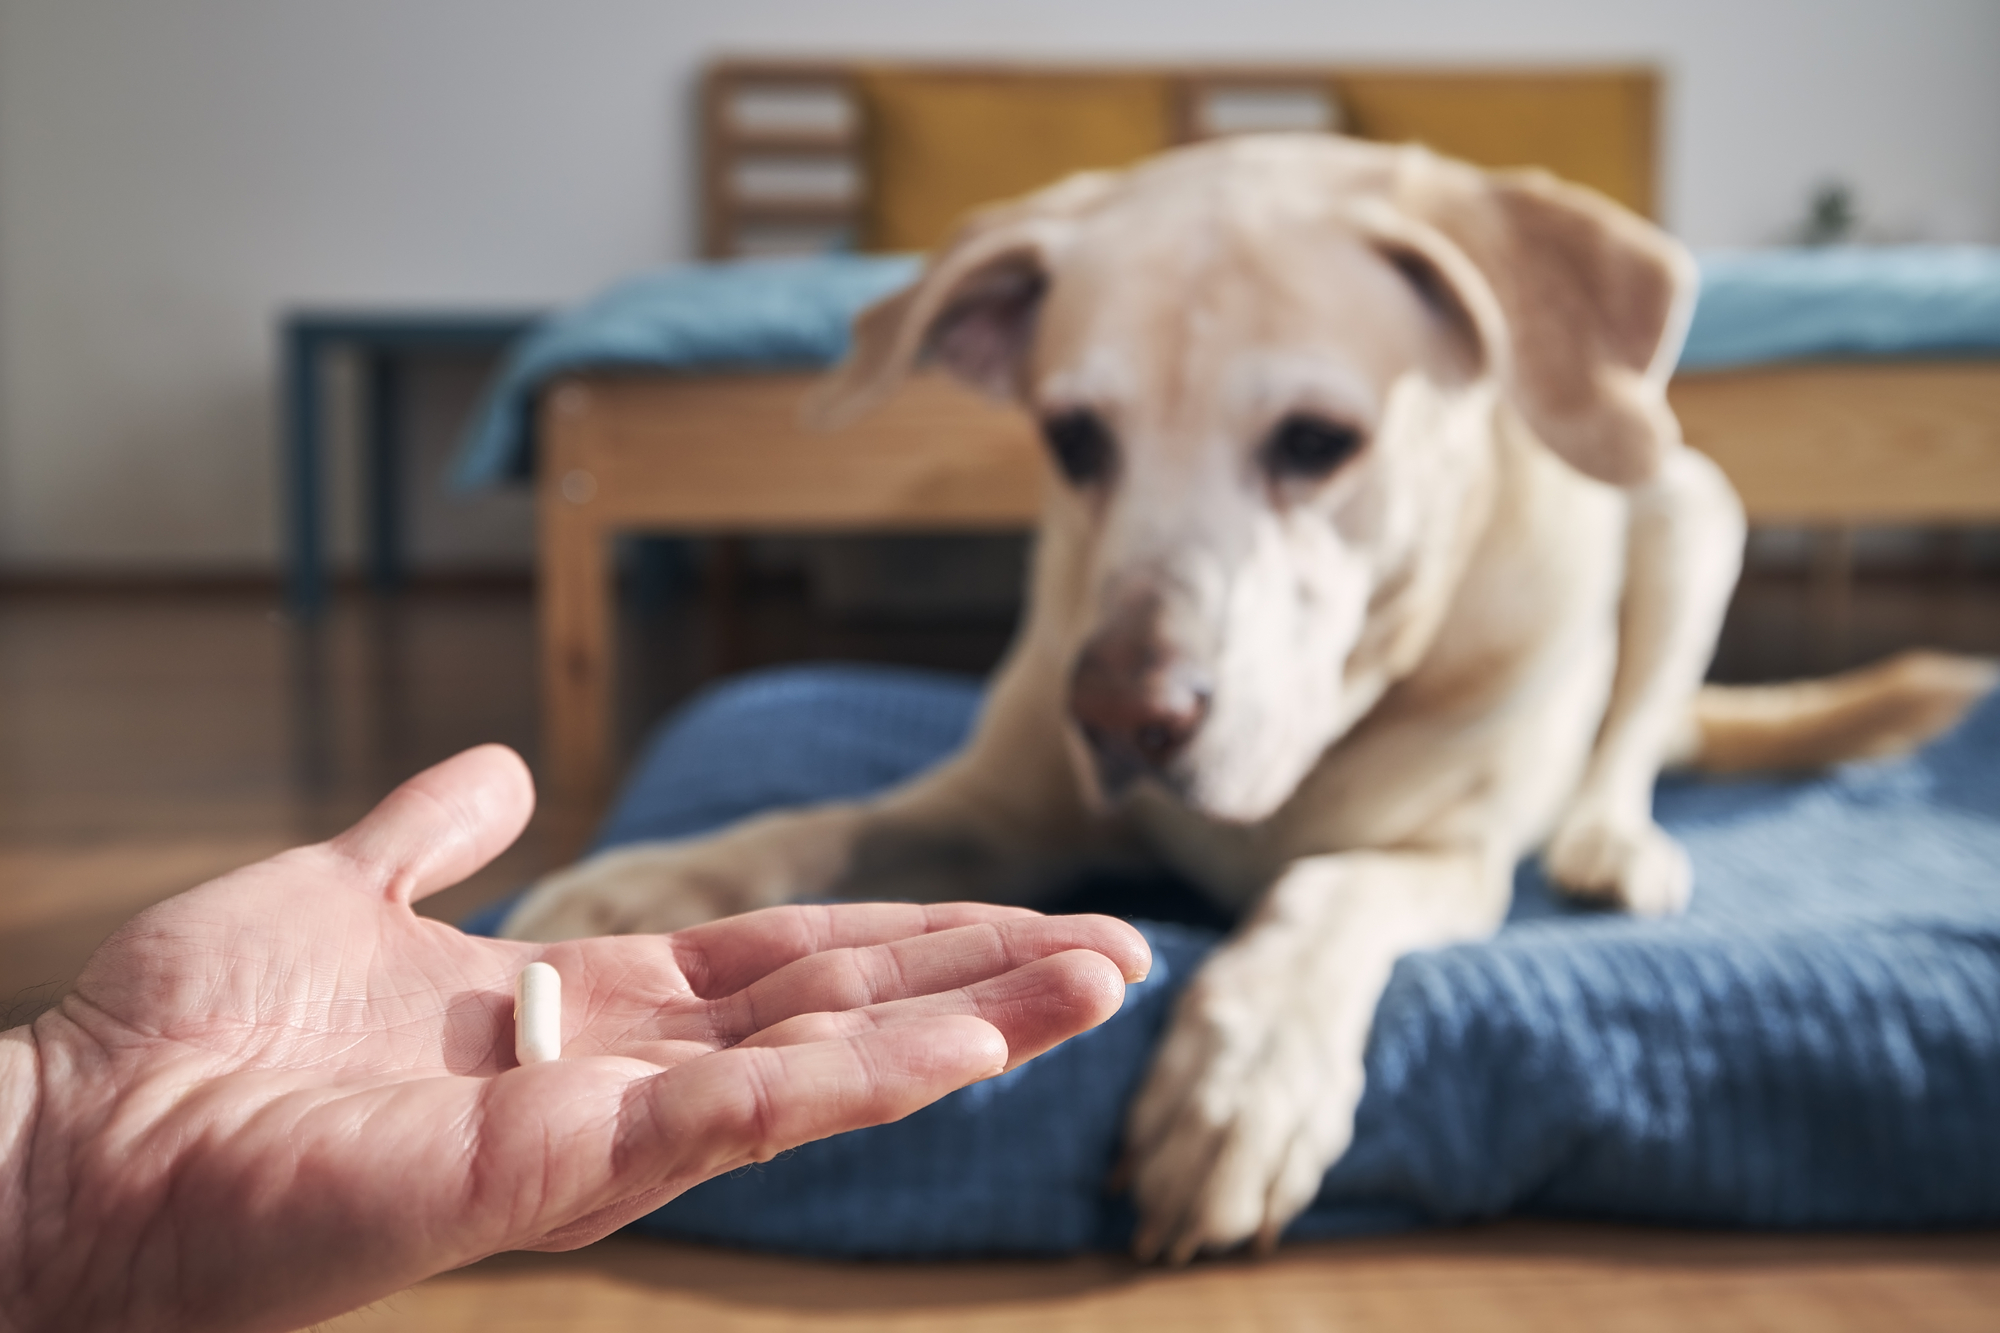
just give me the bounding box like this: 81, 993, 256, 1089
451, 246, 2000, 489
464, 664, 2000, 1256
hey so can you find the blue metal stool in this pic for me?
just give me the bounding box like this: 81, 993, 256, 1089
280, 309, 541, 616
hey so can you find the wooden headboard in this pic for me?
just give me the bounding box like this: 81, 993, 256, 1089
700, 61, 1659, 258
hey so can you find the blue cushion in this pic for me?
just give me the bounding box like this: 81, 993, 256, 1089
467, 664, 2000, 1255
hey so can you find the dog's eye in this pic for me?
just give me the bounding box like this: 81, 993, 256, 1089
1041, 410, 1116, 486
1263, 415, 1363, 482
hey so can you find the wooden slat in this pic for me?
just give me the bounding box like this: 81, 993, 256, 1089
724, 198, 859, 222
549, 372, 1046, 531
723, 129, 857, 153
1671, 362, 2000, 523
707, 59, 859, 85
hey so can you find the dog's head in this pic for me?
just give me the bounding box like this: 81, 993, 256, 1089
811, 136, 1695, 824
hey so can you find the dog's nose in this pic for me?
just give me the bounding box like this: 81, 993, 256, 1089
1069, 642, 1212, 786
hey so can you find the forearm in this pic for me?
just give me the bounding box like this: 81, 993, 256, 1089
0, 1026, 43, 1333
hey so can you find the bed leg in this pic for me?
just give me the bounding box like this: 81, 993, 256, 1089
539, 383, 614, 824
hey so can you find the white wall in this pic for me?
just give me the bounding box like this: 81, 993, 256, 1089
1, 0, 1995, 573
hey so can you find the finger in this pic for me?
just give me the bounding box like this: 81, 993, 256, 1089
671, 901, 1043, 997
734, 948, 1128, 1070
480, 1014, 1011, 1256
496, 1015, 1015, 1253
330, 744, 535, 905
637, 1015, 1009, 1187
708, 915, 1149, 1041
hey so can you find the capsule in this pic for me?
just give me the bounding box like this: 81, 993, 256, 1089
514, 961, 562, 1065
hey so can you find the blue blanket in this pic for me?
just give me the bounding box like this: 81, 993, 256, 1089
466, 665, 2000, 1256
450, 246, 2000, 488
452, 255, 920, 489
1679, 246, 2000, 370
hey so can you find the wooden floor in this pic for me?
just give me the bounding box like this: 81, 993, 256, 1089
2, 574, 1997, 1330
322, 1228, 2000, 1332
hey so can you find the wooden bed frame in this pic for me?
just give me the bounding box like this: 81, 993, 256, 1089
537, 60, 2000, 804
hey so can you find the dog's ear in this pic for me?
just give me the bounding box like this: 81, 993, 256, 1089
1393, 150, 1697, 487
804, 171, 1117, 429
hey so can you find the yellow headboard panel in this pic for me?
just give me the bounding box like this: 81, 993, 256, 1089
1333, 70, 1657, 218
859, 71, 1176, 252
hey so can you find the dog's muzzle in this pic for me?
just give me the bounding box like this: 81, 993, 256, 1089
1068, 627, 1213, 796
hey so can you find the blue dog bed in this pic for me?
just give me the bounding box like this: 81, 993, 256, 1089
468, 664, 2000, 1255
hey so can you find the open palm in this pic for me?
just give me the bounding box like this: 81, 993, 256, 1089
6, 746, 1147, 1333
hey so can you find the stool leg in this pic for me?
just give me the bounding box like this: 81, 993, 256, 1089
284, 326, 327, 618
366, 351, 405, 593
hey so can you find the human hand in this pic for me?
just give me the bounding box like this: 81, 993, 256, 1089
0, 746, 1148, 1333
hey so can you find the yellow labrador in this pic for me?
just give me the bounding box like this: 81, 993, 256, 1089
505, 135, 1994, 1260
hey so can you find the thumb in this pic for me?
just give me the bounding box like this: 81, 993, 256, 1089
330, 744, 536, 905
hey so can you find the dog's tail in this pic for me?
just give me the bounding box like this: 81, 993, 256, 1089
1675, 650, 1999, 775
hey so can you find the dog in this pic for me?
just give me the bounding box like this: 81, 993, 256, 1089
504, 134, 1996, 1261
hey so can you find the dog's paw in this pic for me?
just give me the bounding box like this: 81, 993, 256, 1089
499, 842, 761, 941
1544, 806, 1691, 917
1123, 950, 1364, 1263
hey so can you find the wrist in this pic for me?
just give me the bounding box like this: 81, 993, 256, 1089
0, 1025, 43, 1333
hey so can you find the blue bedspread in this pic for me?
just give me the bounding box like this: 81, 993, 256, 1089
466, 665, 2000, 1256
1679, 246, 2000, 370
450, 246, 2000, 489
452, 255, 920, 488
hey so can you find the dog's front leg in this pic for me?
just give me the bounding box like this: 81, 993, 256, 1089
1125, 848, 1506, 1263
1546, 444, 1745, 915
502, 754, 1093, 939
502, 799, 900, 939
503, 657, 1102, 940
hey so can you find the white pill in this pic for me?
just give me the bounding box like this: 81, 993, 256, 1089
514, 962, 562, 1065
